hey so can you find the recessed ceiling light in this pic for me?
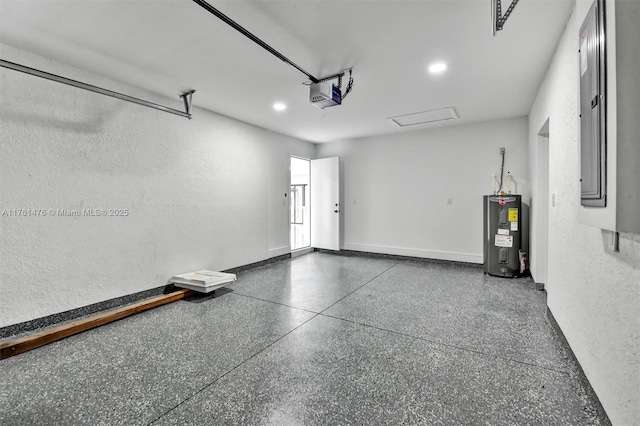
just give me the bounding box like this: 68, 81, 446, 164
428, 62, 447, 74
273, 102, 287, 111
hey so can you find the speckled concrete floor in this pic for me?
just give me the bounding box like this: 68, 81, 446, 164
0, 252, 610, 425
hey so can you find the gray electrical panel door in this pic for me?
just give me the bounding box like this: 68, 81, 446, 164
579, 0, 606, 207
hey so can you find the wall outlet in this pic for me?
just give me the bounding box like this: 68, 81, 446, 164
500, 147, 505, 155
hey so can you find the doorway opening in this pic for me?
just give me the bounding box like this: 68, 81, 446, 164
290, 157, 311, 251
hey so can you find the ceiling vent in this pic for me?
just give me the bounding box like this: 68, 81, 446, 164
389, 107, 458, 127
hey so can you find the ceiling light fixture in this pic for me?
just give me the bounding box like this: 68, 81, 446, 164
273, 102, 287, 111
428, 62, 447, 74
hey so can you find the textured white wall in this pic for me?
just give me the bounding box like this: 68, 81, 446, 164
0, 43, 314, 327
528, 2, 640, 423
315, 118, 529, 263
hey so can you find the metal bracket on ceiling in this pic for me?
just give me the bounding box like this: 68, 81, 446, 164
318, 71, 345, 90
492, 0, 521, 36
180, 90, 196, 118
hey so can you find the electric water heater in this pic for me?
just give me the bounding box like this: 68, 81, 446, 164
483, 195, 522, 277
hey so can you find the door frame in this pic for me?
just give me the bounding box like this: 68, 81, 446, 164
534, 120, 550, 289
289, 155, 312, 253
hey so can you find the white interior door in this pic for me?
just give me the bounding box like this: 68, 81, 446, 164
311, 157, 340, 250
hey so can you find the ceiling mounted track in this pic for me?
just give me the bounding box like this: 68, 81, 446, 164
491, 0, 521, 36
0, 59, 195, 119
191, 0, 354, 107
192, 0, 325, 84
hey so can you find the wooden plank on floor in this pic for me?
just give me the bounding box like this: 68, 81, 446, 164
0, 288, 195, 360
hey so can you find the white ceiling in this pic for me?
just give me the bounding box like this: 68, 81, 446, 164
0, 0, 574, 143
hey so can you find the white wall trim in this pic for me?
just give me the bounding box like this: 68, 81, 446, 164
268, 246, 291, 257
291, 247, 314, 258
342, 243, 482, 264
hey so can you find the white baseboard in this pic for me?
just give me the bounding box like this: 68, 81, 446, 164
342, 243, 482, 264
268, 246, 291, 257
291, 247, 314, 258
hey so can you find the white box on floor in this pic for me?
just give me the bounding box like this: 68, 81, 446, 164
169, 270, 236, 293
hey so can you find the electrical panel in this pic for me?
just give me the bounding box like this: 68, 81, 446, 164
579, 0, 607, 207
